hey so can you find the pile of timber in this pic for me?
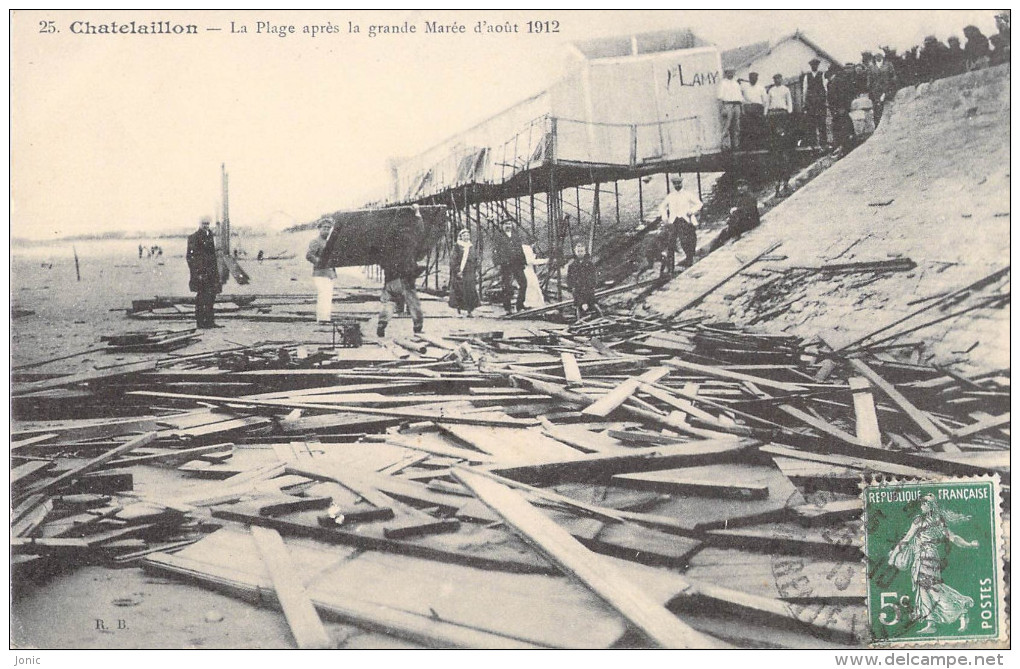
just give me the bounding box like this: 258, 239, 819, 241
10, 317, 1008, 649
126, 291, 425, 323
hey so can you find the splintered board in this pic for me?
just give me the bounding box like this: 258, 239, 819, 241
684, 547, 867, 602
635, 462, 805, 531
146, 526, 629, 649
438, 424, 580, 463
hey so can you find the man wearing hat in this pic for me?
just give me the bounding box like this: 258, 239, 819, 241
717, 69, 744, 151
186, 216, 223, 328
491, 218, 529, 314
739, 71, 768, 149
711, 179, 761, 252
802, 57, 828, 147
646, 174, 703, 275
306, 216, 337, 323
867, 50, 898, 126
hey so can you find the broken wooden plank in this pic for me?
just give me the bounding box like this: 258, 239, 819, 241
611, 471, 769, 500
28, 432, 157, 497
561, 352, 582, 384
12, 461, 55, 487
582, 367, 671, 418
12, 360, 159, 396
142, 552, 542, 649
920, 412, 1011, 450
453, 468, 720, 649
128, 390, 539, 428
848, 377, 882, 447
250, 526, 333, 649
848, 359, 952, 448
664, 358, 805, 393
487, 438, 754, 486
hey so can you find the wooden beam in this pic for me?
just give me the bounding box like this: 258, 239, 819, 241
143, 552, 542, 649
671, 241, 783, 316
128, 390, 539, 428
848, 377, 882, 447
561, 352, 582, 384
452, 468, 719, 649
12, 360, 158, 396
582, 367, 671, 418
664, 358, 805, 393
848, 359, 953, 449
251, 526, 333, 649
29, 432, 157, 497
487, 438, 753, 485
920, 412, 1011, 450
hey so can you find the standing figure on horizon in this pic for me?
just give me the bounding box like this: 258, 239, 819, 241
186, 216, 222, 329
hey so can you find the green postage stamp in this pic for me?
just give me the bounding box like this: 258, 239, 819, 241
863, 475, 1006, 647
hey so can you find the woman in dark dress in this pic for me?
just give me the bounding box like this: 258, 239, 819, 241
449, 228, 480, 316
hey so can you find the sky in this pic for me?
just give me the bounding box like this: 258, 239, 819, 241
10, 9, 1002, 240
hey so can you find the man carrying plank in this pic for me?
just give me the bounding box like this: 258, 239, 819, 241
376, 206, 425, 338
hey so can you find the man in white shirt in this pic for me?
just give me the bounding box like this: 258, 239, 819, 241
740, 71, 768, 149
766, 74, 796, 198
646, 175, 703, 275
717, 69, 743, 151
766, 73, 793, 114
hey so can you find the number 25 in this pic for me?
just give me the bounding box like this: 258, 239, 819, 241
39, 20, 56, 34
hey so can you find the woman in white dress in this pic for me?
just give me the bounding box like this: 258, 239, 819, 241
521, 244, 546, 310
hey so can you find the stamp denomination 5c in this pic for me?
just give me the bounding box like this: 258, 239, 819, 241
863, 476, 1006, 647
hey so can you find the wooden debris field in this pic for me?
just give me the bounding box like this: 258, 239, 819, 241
10, 308, 1009, 649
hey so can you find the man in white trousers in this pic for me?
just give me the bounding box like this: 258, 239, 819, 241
306, 217, 336, 323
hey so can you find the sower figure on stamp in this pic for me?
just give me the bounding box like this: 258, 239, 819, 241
888, 493, 979, 634
186, 216, 222, 329
377, 206, 425, 337
306, 217, 337, 324
491, 218, 528, 315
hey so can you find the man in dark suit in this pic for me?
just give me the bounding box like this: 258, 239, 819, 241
491, 218, 528, 314
186, 216, 222, 328
802, 58, 828, 147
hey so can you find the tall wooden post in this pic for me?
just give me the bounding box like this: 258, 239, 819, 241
529, 173, 536, 238
614, 180, 621, 227
638, 176, 644, 222
221, 163, 231, 256
588, 182, 600, 253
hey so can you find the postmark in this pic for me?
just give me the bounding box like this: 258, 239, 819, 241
862, 475, 1006, 647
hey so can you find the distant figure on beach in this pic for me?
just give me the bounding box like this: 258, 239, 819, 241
186, 216, 222, 328
138, 244, 143, 259
257, 250, 264, 263
449, 228, 479, 317
377, 206, 425, 337
306, 217, 337, 324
